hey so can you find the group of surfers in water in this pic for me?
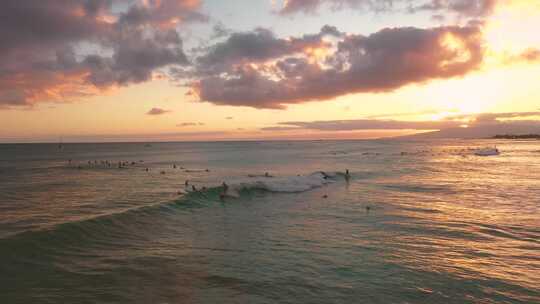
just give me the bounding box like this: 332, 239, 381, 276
183, 169, 351, 202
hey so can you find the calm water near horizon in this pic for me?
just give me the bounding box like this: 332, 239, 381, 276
0, 139, 539, 303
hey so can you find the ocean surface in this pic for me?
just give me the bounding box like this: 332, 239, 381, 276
0, 139, 539, 303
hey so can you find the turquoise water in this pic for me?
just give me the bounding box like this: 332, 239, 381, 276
0, 140, 539, 303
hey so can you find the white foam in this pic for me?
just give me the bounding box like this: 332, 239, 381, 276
228, 172, 334, 195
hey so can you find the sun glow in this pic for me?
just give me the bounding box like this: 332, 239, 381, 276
440, 33, 471, 67
303, 46, 331, 64
484, 0, 540, 57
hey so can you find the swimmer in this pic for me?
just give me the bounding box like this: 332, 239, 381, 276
222, 182, 229, 193
192, 185, 198, 192
322, 194, 328, 199
145, 168, 149, 172
321, 171, 329, 179
185, 180, 189, 186
173, 164, 177, 169
345, 169, 350, 181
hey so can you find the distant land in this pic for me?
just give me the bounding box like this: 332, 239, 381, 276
399, 124, 540, 140
493, 134, 540, 139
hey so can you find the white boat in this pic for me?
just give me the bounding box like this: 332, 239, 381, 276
474, 147, 500, 156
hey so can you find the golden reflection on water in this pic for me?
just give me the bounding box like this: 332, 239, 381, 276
379, 143, 540, 292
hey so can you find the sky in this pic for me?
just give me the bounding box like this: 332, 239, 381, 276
1, 0, 540, 142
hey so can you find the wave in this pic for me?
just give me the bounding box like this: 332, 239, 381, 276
231, 172, 337, 194
187, 171, 345, 198
1, 171, 347, 244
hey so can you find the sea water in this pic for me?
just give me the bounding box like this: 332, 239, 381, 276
0, 140, 539, 303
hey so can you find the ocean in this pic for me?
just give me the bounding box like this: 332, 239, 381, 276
0, 139, 539, 303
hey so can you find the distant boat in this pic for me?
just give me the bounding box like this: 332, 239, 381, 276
474, 147, 500, 156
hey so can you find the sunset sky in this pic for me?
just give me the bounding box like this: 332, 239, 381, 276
1, 0, 540, 142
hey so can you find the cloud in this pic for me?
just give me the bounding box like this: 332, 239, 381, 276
275, 0, 498, 17
192, 24, 484, 109
0, 0, 206, 107
147, 107, 171, 115
521, 49, 540, 62
408, 0, 498, 18
194, 26, 342, 76
264, 119, 462, 131
449, 111, 540, 122
261, 111, 540, 132
276, 0, 394, 15
503, 48, 540, 64
177, 122, 205, 126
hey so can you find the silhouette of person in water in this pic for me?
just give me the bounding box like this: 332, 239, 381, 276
345, 169, 350, 182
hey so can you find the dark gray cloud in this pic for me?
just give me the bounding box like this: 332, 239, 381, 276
408, 0, 498, 18
277, 0, 498, 17
84, 29, 189, 87
147, 107, 171, 115
194, 26, 342, 76
193, 24, 484, 109
0, 0, 205, 107
118, 0, 207, 28
277, 0, 395, 15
